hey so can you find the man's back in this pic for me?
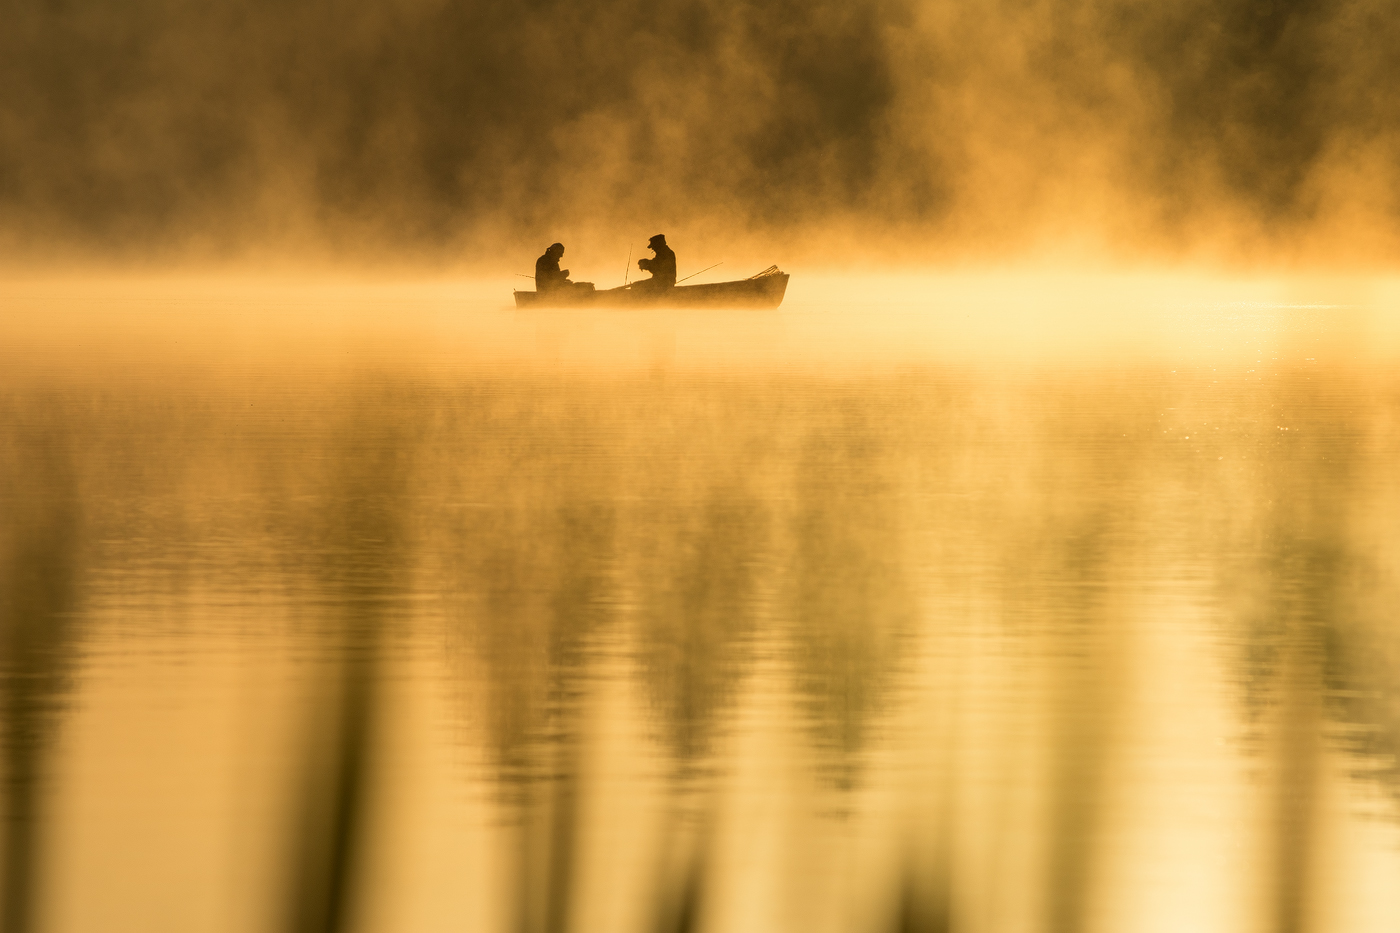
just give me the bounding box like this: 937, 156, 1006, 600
535, 250, 568, 291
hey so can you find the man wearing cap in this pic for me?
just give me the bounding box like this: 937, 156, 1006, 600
636, 234, 676, 290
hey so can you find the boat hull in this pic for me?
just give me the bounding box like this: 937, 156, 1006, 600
514, 272, 789, 309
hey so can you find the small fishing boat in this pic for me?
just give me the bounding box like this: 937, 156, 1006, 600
514, 266, 789, 309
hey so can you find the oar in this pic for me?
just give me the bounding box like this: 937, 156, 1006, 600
676, 262, 722, 285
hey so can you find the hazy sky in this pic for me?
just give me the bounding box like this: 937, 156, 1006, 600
2, 0, 1397, 267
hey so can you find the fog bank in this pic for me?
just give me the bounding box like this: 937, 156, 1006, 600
3, 0, 1398, 267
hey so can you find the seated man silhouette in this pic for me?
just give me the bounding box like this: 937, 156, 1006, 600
635, 234, 676, 290
535, 243, 593, 295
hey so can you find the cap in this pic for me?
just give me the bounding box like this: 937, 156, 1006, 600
648, 234, 666, 246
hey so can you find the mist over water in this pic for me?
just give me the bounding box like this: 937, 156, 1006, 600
3, 0, 1399, 265
6, 0, 1400, 924
3, 277, 1400, 932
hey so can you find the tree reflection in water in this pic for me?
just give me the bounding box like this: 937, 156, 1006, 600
0, 418, 82, 933
3, 358, 1400, 933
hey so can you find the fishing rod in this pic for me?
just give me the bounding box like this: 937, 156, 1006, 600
675, 262, 722, 285
515, 273, 535, 278
623, 245, 632, 287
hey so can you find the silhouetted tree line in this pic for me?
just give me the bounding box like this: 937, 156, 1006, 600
1, 0, 1397, 255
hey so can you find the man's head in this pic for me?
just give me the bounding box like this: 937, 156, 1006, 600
547, 242, 565, 258
648, 234, 666, 248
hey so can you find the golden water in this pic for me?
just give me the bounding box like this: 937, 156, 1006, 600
3, 273, 1400, 933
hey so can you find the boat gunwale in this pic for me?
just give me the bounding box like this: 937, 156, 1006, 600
514, 270, 789, 309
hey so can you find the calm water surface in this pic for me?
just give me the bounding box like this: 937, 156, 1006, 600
3, 274, 1400, 933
